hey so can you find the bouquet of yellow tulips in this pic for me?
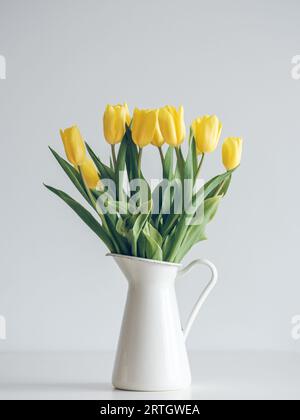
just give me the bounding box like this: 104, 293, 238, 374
45, 104, 242, 263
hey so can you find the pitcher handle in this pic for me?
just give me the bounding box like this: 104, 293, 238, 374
177, 259, 218, 341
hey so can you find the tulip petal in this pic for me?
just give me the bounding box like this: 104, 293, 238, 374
60, 125, 86, 165
222, 137, 243, 170
132, 108, 157, 147
158, 107, 178, 147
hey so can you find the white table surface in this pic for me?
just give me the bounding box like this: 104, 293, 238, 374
0, 351, 299, 400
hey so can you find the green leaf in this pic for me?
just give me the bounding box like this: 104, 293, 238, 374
204, 168, 236, 199
206, 173, 232, 198
131, 212, 150, 255
103, 213, 129, 255
163, 214, 188, 262
115, 136, 127, 202
173, 227, 207, 263
185, 170, 231, 218
184, 138, 196, 210
163, 146, 174, 180
191, 137, 198, 181
86, 142, 115, 181
141, 229, 163, 261
137, 231, 147, 258
109, 157, 114, 170
132, 213, 148, 238
164, 170, 228, 261
173, 196, 221, 263
160, 213, 180, 238
144, 222, 163, 247
93, 191, 128, 215
125, 127, 139, 182
184, 138, 195, 182
116, 210, 150, 256
221, 174, 232, 196
44, 184, 115, 251
49, 147, 90, 203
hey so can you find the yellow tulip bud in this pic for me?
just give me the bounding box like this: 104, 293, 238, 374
131, 108, 158, 148
222, 137, 243, 170
192, 115, 222, 154
60, 125, 86, 166
124, 103, 131, 126
79, 158, 100, 189
103, 103, 130, 145
151, 117, 164, 147
158, 106, 186, 147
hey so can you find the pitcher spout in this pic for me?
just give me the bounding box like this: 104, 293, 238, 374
107, 253, 181, 286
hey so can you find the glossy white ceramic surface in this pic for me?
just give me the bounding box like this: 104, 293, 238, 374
108, 254, 218, 391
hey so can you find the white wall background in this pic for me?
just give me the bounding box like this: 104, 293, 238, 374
0, 0, 299, 352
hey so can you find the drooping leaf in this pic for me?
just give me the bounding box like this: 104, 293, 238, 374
205, 173, 232, 198
204, 168, 236, 198
49, 147, 90, 203
44, 184, 115, 251
173, 196, 221, 263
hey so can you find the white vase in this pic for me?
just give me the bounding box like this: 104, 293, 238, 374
108, 253, 218, 391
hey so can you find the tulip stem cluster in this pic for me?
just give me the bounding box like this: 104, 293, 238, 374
45, 104, 243, 263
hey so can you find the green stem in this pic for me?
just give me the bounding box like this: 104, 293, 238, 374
175, 146, 185, 212
175, 147, 184, 180
158, 146, 164, 167
195, 153, 205, 178
178, 145, 185, 163
138, 147, 143, 177
188, 127, 193, 143
111, 144, 117, 170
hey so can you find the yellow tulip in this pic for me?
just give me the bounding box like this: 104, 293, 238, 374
192, 115, 222, 154
158, 106, 186, 147
79, 158, 100, 189
60, 125, 86, 166
131, 108, 158, 147
124, 103, 131, 126
103, 103, 130, 145
151, 117, 164, 147
222, 137, 243, 170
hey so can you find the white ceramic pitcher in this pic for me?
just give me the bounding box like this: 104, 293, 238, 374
108, 253, 218, 391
